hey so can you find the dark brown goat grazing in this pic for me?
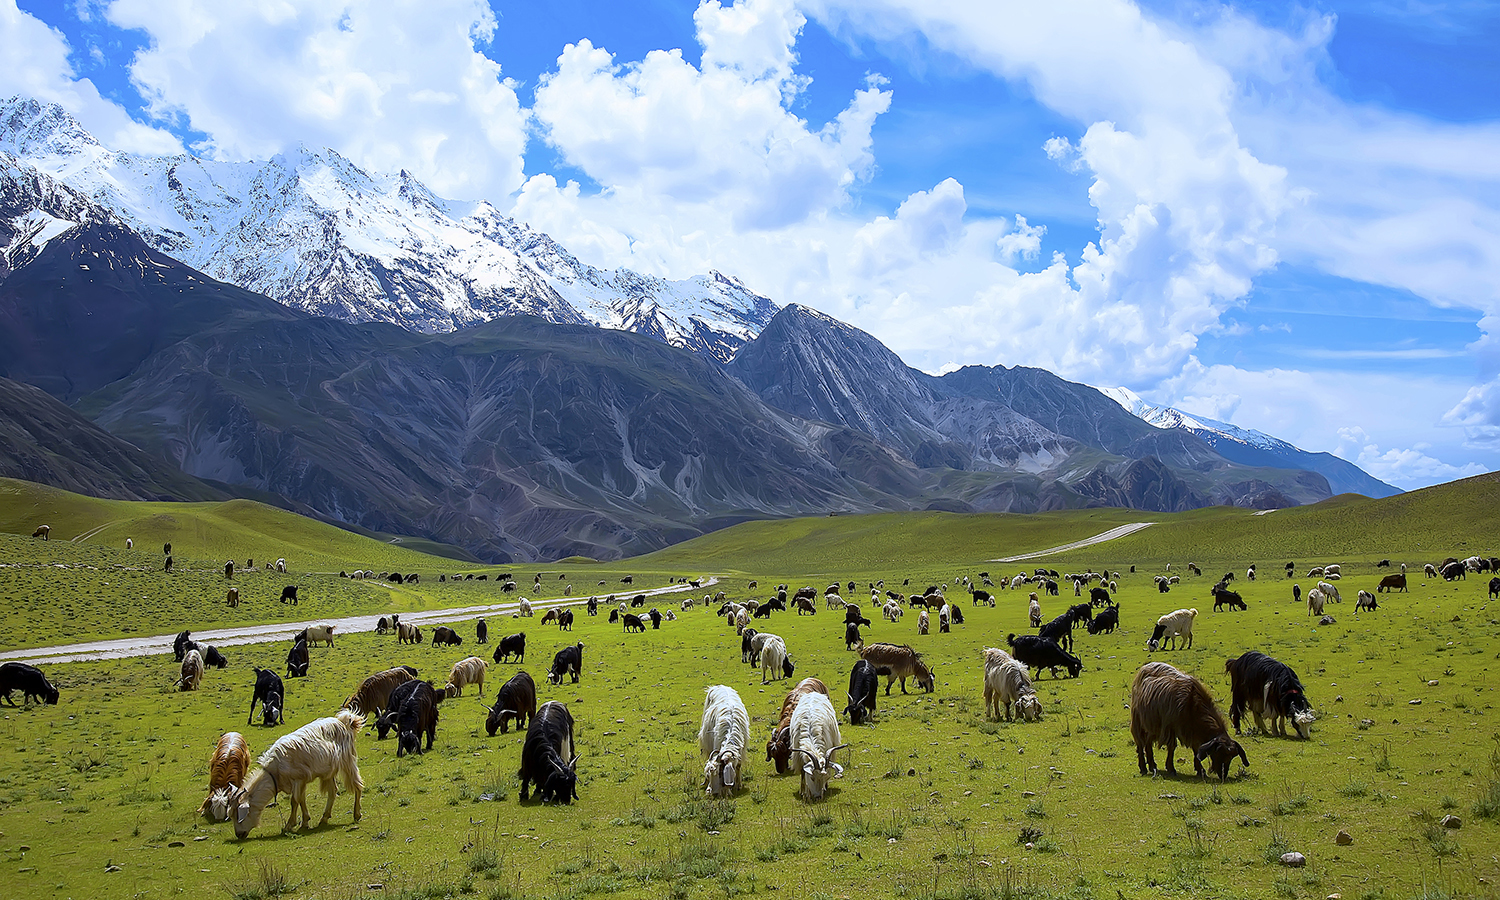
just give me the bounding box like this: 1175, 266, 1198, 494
1130, 662, 1247, 780
485, 671, 538, 736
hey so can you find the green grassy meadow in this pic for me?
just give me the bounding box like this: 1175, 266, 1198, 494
2, 477, 1499, 900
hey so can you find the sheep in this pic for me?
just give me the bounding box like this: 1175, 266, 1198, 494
1323, 564, 1341, 576
179, 649, 204, 692
485, 671, 537, 736
760, 636, 792, 684
443, 657, 487, 699
788, 693, 848, 800
518, 701, 578, 803
299, 624, 335, 648
917, 609, 929, 635
249, 667, 286, 726
768, 678, 830, 772
1147, 609, 1197, 652
397, 622, 423, 645
1317, 580, 1342, 603
199, 732, 252, 822
855, 643, 935, 694
1356, 591, 1378, 612
31, 524, 49, 540
843, 661, 878, 725
699, 686, 750, 797
1130, 662, 1246, 781
518, 598, 534, 617
1306, 588, 1325, 616
233, 710, 363, 837
982, 647, 1042, 722
1225, 651, 1314, 740
0, 663, 59, 706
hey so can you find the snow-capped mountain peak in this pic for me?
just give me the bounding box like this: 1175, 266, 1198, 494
0, 95, 778, 359
1096, 386, 1287, 451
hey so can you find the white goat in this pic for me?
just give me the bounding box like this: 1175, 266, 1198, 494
275, 558, 287, 573
179, 649, 204, 692
1307, 588, 1326, 616
788, 693, 847, 800
1147, 608, 1197, 652
233, 710, 363, 838
1028, 593, 1042, 628
760, 636, 789, 685
1317, 580, 1342, 603
917, 609, 929, 635
444, 656, 487, 699
518, 598, 533, 617
982, 648, 1042, 722
698, 686, 749, 797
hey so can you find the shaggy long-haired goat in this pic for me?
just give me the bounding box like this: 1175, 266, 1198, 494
699, 685, 750, 797
233, 709, 364, 838
199, 732, 251, 821
1129, 662, 1247, 781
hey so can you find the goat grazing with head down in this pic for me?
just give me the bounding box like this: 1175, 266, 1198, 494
199, 732, 251, 822
982, 647, 1042, 722
519, 701, 578, 803
485, 671, 537, 736
1225, 651, 1314, 740
1130, 662, 1247, 781
699, 686, 750, 797
233, 710, 364, 837
788, 692, 848, 800
767, 678, 829, 773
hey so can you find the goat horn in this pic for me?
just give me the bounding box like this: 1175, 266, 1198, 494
828, 743, 851, 753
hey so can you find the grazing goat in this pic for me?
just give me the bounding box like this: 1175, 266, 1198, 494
395, 681, 441, 757
760, 636, 792, 684
397, 622, 423, 645
342, 666, 417, 717
855, 643, 935, 694
233, 710, 363, 837
768, 678, 829, 773
622, 613, 646, 633
179, 649, 204, 692
279, 585, 298, 605
1225, 651, 1314, 740
1006, 634, 1083, 679
1212, 588, 1246, 612
286, 638, 309, 678
1306, 588, 1325, 616
518, 701, 578, 803
844, 621, 863, 651
1147, 609, 1197, 652
1038, 608, 1084, 652
917, 609, 929, 635
1356, 591, 1378, 612
548, 643, 584, 685
541, 608, 559, 625
843, 661, 878, 725
444, 657, 487, 699
1029, 593, 1042, 627
789, 693, 848, 800
300, 625, 335, 648
740, 628, 759, 665
494, 632, 526, 663
1317, 580, 1342, 603
431, 626, 462, 647
1130, 662, 1247, 781
174, 630, 194, 662
249, 667, 285, 726
227, 587, 239, 608
1086, 604, 1120, 635
699, 686, 750, 797
200, 731, 251, 821
32, 524, 49, 540
519, 598, 534, 617
0, 662, 59, 706
983, 647, 1043, 722
485, 671, 537, 736
476, 619, 488, 643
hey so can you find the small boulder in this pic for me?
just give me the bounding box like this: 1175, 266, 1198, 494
1319, 615, 1336, 625
1280, 851, 1307, 868
1335, 829, 1352, 846
1439, 815, 1461, 830
1409, 699, 1422, 706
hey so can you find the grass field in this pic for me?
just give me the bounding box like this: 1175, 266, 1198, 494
2, 477, 1499, 900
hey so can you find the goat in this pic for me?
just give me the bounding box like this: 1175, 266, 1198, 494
285, 638, 309, 678
279, 585, 298, 605
982, 647, 1042, 722
0, 662, 59, 706
1306, 588, 1325, 616
444, 656, 487, 699
485, 671, 538, 736
343, 666, 418, 717
518, 701, 578, 803
227, 587, 240, 608
1147, 609, 1197, 651
548, 643, 584, 685
1086, 604, 1120, 634
430, 626, 462, 648
1038, 608, 1084, 652
1005, 633, 1083, 679
1356, 591, 1379, 612
476, 619, 488, 643
299, 625, 335, 648
1028, 593, 1042, 627
855, 643, 935, 694
699, 686, 750, 797
760, 636, 793, 684
174, 630, 194, 662
179, 649, 204, 692
1317, 580, 1342, 603
232, 710, 364, 837
767, 678, 829, 773
844, 621, 863, 651
395, 681, 441, 757
1130, 662, 1247, 781
32, 524, 49, 540
788, 693, 848, 800
249, 667, 286, 726
843, 661, 878, 725
1225, 651, 1314, 740
199, 732, 251, 821
1212, 588, 1246, 612
493, 632, 526, 663
622, 613, 646, 633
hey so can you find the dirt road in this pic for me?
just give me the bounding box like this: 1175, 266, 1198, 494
990, 522, 1155, 563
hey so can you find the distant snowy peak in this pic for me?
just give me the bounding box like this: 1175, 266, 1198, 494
0, 96, 777, 360
1097, 386, 1290, 452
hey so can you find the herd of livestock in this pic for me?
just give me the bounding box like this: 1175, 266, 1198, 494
4, 540, 1495, 841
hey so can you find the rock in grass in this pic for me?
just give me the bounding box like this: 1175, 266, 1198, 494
1440, 815, 1461, 829
1280, 851, 1307, 868
1335, 830, 1352, 845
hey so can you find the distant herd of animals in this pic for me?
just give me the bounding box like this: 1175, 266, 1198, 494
8, 526, 1500, 837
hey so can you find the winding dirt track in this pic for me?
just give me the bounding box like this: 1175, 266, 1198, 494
990, 522, 1155, 563
0, 578, 717, 665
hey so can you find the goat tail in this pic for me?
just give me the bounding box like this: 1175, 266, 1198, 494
336, 708, 366, 734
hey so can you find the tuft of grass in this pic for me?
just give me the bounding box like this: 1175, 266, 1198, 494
226, 861, 295, 900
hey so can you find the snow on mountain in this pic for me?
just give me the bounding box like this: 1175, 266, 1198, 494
0, 96, 777, 360
1096, 386, 1402, 498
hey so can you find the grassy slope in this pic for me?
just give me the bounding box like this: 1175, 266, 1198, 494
2, 476, 1499, 899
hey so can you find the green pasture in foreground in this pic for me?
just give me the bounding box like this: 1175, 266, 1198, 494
2, 475, 1500, 899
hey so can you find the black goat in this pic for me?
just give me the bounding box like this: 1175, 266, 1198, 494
0, 662, 59, 706
1006, 633, 1083, 679
622, 613, 646, 633
430, 626, 462, 647
519, 701, 578, 803
248, 667, 284, 726
476, 619, 488, 644
844, 659, 878, 724
548, 643, 584, 685
1086, 604, 1120, 635
285, 638, 309, 678
493, 632, 526, 664
395, 681, 441, 757
486, 671, 538, 736
1225, 651, 1313, 739
1212, 588, 1247, 612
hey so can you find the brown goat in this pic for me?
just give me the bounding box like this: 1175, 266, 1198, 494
342, 666, 417, 717
1130, 662, 1247, 780
856, 643, 935, 695
765, 677, 828, 774
199, 731, 251, 821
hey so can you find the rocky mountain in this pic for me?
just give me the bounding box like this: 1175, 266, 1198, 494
0, 96, 777, 361
728, 305, 1337, 510
1098, 387, 1401, 499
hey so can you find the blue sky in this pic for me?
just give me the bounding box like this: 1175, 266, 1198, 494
5, 0, 1500, 490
